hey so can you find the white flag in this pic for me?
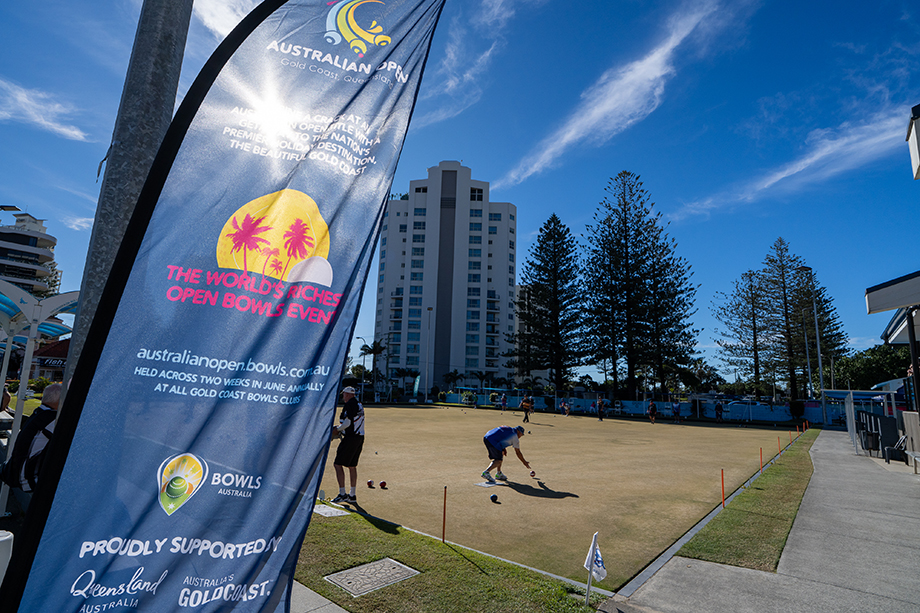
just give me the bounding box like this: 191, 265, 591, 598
584, 532, 607, 581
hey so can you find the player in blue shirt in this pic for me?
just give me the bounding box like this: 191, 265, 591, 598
481, 425, 530, 483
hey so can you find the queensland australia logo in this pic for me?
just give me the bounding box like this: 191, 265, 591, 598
325, 0, 391, 58
158, 453, 208, 516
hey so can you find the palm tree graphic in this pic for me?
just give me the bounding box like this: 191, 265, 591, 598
261, 246, 281, 277
225, 213, 273, 273
282, 218, 315, 279
270, 258, 284, 277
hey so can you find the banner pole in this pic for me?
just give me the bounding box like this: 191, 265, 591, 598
584, 541, 595, 606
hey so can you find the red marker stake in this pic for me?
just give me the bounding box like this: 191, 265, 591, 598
760, 448, 763, 475
778, 436, 782, 454
721, 469, 725, 508
442, 486, 447, 543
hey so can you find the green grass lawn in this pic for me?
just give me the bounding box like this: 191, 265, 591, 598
296, 511, 605, 613
677, 427, 818, 571
7, 395, 42, 417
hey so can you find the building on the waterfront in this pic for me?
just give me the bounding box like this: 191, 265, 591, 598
0, 208, 59, 295
373, 161, 517, 395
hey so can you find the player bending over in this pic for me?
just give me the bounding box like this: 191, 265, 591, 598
481, 425, 530, 483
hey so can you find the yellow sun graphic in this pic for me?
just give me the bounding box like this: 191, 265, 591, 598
216, 190, 330, 281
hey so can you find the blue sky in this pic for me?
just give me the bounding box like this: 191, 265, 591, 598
2, 0, 919, 380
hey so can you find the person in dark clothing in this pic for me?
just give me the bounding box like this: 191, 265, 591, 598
521, 395, 533, 423
331, 387, 365, 504
1, 383, 60, 492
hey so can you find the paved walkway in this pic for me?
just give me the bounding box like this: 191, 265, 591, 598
290, 580, 347, 613
601, 429, 920, 613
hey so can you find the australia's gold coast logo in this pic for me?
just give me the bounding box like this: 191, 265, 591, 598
158, 453, 208, 516
216, 189, 333, 286
325, 0, 391, 58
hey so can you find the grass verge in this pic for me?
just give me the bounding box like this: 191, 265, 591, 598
296, 511, 604, 612
8, 395, 42, 417
677, 427, 818, 571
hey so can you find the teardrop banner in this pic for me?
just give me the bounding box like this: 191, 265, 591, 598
3, 0, 445, 611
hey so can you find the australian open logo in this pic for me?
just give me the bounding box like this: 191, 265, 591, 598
325, 0, 391, 58
158, 453, 208, 516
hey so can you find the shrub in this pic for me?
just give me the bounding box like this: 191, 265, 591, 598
438, 391, 447, 402
30, 377, 53, 393
489, 392, 499, 404
7, 381, 19, 394
789, 400, 805, 419
462, 391, 477, 406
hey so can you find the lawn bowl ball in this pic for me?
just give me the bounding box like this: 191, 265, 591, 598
530, 470, 536, 477
379, 481, 387, 489
165, 477, 188, 499
367, 480, 374, 488
490, 494, 498, 503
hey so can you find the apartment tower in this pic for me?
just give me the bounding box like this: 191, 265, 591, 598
374, 161, 517, 394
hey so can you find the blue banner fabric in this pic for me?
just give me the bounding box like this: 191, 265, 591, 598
16, 0, 444, 611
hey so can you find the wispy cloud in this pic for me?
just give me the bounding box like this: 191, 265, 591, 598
193, 0, 258, 40
62, 217, 95, 231
413, 0, 541, 129
495, 2, 718, 189
671, 108, 905, 221
0, 77, 88, 141
55, 185, 99, 205
412, 17, 500, 129
848, 335, 880, 351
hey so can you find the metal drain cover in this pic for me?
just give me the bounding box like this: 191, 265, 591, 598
324, 558, 419, 596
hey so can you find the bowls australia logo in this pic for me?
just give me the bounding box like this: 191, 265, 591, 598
158, 453, 208, 516
325, 0, 391, 58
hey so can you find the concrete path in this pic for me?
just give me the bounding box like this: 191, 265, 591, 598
290, 580, 348, 613
601, 429, 920, 613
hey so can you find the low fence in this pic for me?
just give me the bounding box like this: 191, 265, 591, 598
442, 394, 807, 422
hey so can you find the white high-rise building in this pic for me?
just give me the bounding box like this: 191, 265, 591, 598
0, 210, 59, 295
373, 161, 517, 395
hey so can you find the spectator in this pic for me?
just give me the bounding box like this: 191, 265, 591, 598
0, 383, 60, 492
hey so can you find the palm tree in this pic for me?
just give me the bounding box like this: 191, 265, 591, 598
269, 258, 283, 277
442, 369, 463, 390
393, 368, 411, 394
360, 340, 388, 397
470, 370, 492, 391
261, 246, 280, 277
282, 218, 315, 279
225, 213, 272, 273
520, 375, 544, 392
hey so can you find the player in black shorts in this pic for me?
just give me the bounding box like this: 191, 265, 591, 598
331, 387, 365, 504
